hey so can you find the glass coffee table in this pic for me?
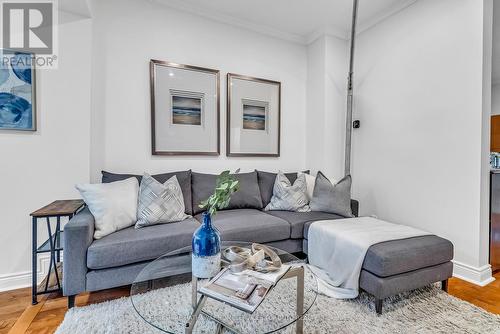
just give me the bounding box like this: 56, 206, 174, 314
130, 242, 318, 334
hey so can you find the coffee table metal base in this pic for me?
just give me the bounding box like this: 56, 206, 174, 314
186, 266, 305, 334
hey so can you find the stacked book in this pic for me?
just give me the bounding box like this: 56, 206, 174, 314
199, 264, 292, 313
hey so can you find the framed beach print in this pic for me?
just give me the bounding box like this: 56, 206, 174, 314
150, 59, 220, 155
0, 50, 36, 131
227, 73, 280, 157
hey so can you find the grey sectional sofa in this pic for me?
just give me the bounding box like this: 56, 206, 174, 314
63, 170, 453, 314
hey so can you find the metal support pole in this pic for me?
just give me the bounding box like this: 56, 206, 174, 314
56, 216, 61, 263
32, 217, 38, 305
191, 274, 198, 308
296, 266, 305, 334
344, 0, 359, 176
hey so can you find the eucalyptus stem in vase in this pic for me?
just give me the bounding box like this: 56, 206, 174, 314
192, 170, 240, 278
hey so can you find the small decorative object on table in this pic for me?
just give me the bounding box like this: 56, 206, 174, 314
199, 243, 290, 313
192, 170, 240, 278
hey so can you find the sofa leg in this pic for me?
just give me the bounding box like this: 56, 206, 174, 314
441, 279, 448, 293
375, 298, 383, 315
68, 295, 76, 309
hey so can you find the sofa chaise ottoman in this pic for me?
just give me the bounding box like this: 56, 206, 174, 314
63, 169, 453, 315
303, 224, 454, 314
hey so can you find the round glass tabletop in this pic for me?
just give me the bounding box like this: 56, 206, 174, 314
130, 242, 318, 333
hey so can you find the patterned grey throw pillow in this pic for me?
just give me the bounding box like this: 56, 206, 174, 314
135, 174, 190, 228
264, 172, 311, 212
309, 172, 354, 217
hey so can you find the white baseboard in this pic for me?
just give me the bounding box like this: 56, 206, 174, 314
0, 255, 51, 292
452, 260, 495, 286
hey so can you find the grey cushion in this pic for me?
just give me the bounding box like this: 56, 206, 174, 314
257, 170, 308, 207
309, 172, 353, 217
194, 209, 290, 243
86, 254, 192, 292
265, 211, 344, 239
102, 170, 142, 184
264, 239, 304, 254
101, 170, 193, 215
264, 172, 311, 212
87, 217, 200, 269
362, 235, 454, 277
191, 172, 263, 215
86, 261, 150, 292
359, 262, 453, 299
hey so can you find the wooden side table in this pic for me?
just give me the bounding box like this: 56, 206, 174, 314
30, 200, 85, 305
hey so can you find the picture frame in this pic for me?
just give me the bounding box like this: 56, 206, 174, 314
150, 59, 220, 155
227, 73, 281, 157
0, 49, 36, 131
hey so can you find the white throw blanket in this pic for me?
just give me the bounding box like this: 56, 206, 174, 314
307, 217, 430, 299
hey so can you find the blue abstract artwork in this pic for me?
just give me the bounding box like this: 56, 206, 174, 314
0, 50, 35, 130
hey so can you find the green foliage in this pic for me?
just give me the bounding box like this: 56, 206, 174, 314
199, 170, 240, 216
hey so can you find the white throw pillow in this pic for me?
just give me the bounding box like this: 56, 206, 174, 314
76, 177, 139, 239
303, 173, 316, 201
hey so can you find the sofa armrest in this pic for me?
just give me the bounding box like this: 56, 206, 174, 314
351, 199, 359, 217
63, 207, 94, 296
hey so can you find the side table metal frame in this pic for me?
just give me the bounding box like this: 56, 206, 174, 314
186, 265, 305, 334
31, 207, 83, 305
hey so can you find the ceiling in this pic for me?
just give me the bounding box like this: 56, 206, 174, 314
58, 0, 419, 43
59, 0, 91, 17
153, 0, 418, 43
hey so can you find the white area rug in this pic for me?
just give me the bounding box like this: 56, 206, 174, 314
56, 283, 500, 334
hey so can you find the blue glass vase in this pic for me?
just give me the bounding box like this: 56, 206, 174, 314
192, 212, 221, 278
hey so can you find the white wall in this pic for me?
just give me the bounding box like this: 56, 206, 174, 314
306, 37, 327, 175
324, 36, 349, 180
306, 36, 349, 180
89, 0, 308, 180
0, 13, 92, 291
479, 0, 493, 276
351, 0, 493, 285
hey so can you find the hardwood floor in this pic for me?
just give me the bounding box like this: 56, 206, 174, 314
1, 287, 130, 334
448, 271, 500, 315
1, 273, 499, 334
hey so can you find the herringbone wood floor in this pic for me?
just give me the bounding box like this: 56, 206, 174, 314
1, 272, 499, 334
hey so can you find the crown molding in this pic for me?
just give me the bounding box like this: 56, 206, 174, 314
151, 0, 418, 46
59, 0, 91, 19
306, 26, 348, 45
151, 0, 306, 44
356, 0, 418, 36
313, 0, 418, 44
